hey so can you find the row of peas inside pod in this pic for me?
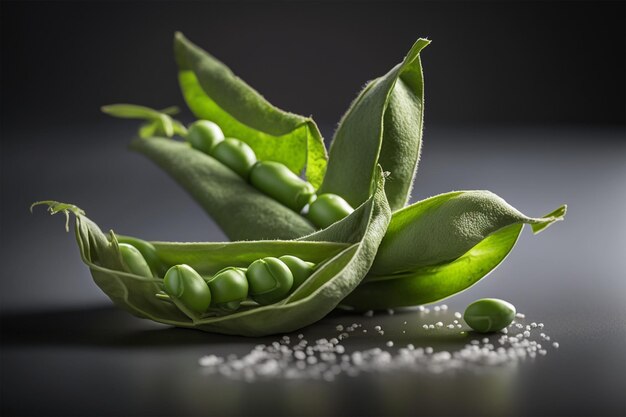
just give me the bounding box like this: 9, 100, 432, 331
186, 120, 353, 229
119, 242, 315, 318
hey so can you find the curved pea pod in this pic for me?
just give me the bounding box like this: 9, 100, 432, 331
319, 38, 430, 211
130, 136, 316, 240
341, 191, 566, 310
33, 170, 391, 336
174, 32, 327, 189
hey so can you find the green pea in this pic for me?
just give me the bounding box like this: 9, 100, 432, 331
307, 193, 354, 229
118, 243, 153, 277
211, 138, 257, 179
163, 264, 212, 314
207, 267, 249, 311
117, 236, 168, 276
464, 298, 516, 333
186, 120, 225, 154
279, 255, 315, 291
246, 257, 293, 305
249, 161, 316, 212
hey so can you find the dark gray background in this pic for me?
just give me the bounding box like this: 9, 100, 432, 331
1, 1, 625, 416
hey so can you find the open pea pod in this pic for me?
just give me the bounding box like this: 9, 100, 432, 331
341, 191, 566, 310
319, 38, 430, 210
32, 170, 390, 336
175, 32, 327, 189
130, 136, 316, 240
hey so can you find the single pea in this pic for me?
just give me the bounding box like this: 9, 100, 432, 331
246, 257, 293, 305
163, 264, 212, 314
207, 267, 249, 311
464, 298, 516, 333
249, 161, 316, 212
186, 120, 225, 154
307, 193, 354, 229
118, 243, 153, 278
211, 138, 257, 179
117, 236, 167, 276
279, 255, 315, 291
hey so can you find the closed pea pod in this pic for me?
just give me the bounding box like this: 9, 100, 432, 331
118, 243, 153, 278
163, 264, 212, 315
186, 120, 224, 154
249, 161, 316, 212
211, 138, 257, 179
246, 257, 293, 305
307, 193, 354, 229
464, 298, 516, 333
279, 255, 315, 291
207, 267, 249, 311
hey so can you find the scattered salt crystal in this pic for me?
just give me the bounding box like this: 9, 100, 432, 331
422, 324, 429, 330
516, 313, 526, 319
552, 342, 560, 349
435, 322, 444, 327
454, 312, 462, 319
336, 325, 344, 331
386, 341, 394, 347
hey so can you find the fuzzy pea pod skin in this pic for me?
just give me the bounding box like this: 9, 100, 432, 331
35, 170, 390, 336
174, 32, 327, 189
130, 136, 316, 240
341, 192, 566, 310
319, 38, 430, 210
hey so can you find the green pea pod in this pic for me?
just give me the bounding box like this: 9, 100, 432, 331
174, 32, 327, 189
31, 169, 390, 336
319, 38, 430, 211
341, 192, 566, 310
130, 136, 316, 240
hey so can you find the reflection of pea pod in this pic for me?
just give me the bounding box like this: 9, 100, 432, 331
319, 38, 430, 211
174, 32, 327, 189
342, 191, 566, 310
35, 170, 390, 336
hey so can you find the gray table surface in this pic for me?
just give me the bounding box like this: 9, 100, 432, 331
1, 125, 625, 416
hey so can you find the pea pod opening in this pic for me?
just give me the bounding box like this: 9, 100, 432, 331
31, 168, 390, 336
174, 32, 327, 189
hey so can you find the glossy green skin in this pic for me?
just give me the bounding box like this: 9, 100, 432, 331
117, 236, 167, 276
464, 298, 516, 333
163, 264, 212, 314
207, 267, 249, 311
246, 257, 293, 305
118, 243, 153, 278
307, 193, 355, 229
187, 120, 225, 154
250, 161, 316, 212
279, 255, 315, 291
211, 138, 257, 179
